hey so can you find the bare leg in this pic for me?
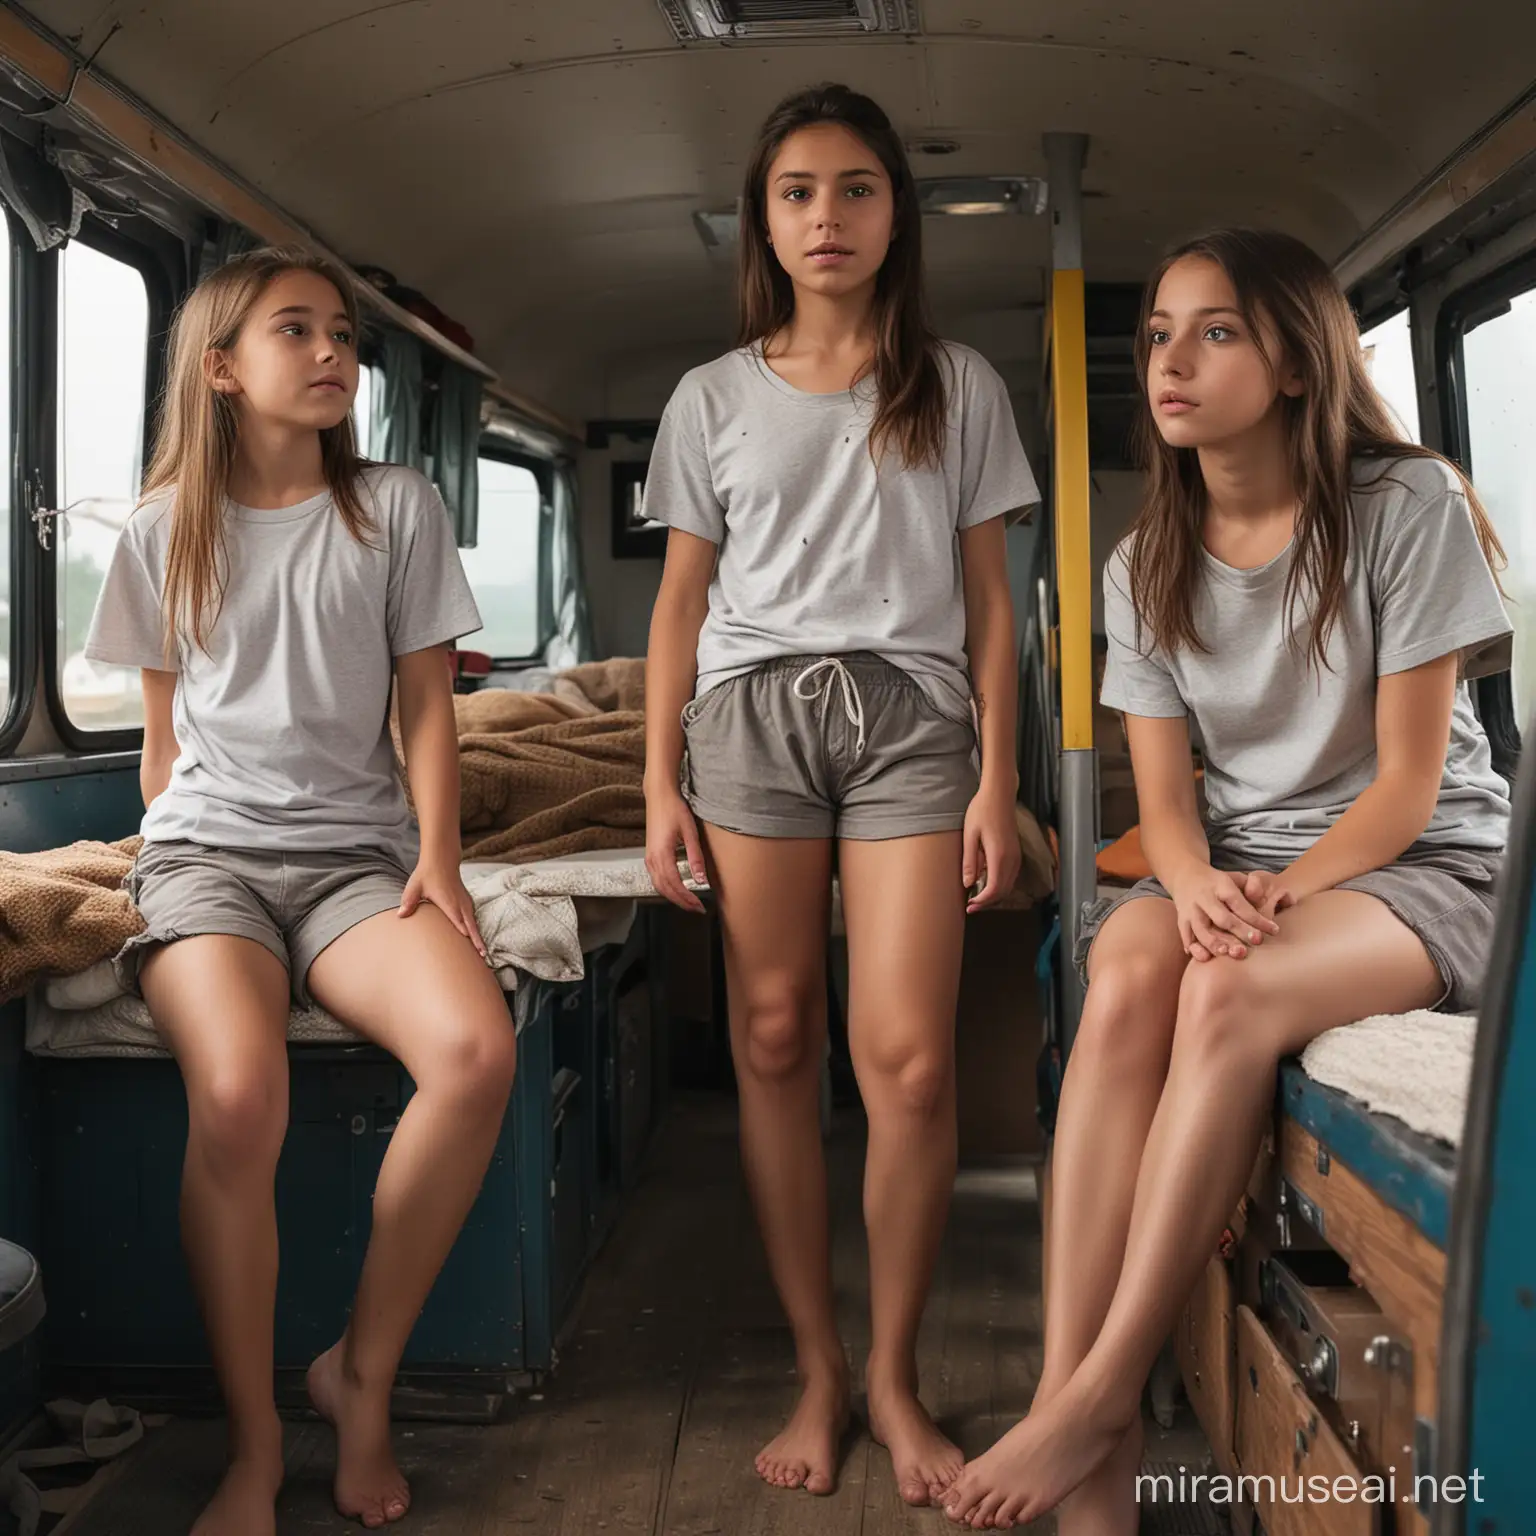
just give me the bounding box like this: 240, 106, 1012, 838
141, 936, 292, 1536
837, 832, 967, 1506
945, 891, 1442, 1528
704, 825, 848, 1496
1040, 900, 1186, 1536
303, 904, 517, 1528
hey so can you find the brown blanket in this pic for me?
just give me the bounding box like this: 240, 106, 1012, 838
550, 657, 648, 715
452, 689, 648, 862
0, 838, 143, 1006
396, 663, 651, 864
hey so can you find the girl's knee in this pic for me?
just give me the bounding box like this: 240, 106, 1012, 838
1078, 953, 1182, 1071
427, 1011, 517, 1104
1175, 960, 1272, 1060
890, 1050, 951, 1118
737, 983, 820, 1082
860, 1036, 954, 1118
188, 1068, 288, 1168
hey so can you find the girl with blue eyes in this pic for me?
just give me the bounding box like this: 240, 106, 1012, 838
945, 229, 1510, 1530
644, 84, 1037, 1505
87, 248, 513, 1534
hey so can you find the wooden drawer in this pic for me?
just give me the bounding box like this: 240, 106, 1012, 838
1261, 1248, 1403, 1473
1234, 1305, 1379, 1536
1178, 1254, 1237, 1477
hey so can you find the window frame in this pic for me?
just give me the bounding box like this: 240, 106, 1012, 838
1433, 250, 1535, 772
468, 438, 554, 667
1354, 293, 1411, 342
0, 209, 31, 757
1354, 299, 1422, 443
1435, 249, 1536, 464
42, 217, 175, 753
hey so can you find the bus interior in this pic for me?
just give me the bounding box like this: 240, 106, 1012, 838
0, 3, 1532, 1533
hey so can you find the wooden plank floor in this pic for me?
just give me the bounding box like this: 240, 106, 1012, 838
60, 1094, 1222, 1535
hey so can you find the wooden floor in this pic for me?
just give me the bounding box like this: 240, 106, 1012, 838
61, 1095, 1222, 1535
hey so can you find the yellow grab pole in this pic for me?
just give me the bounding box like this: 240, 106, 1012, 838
1045, 132, 1095, 1050
1051, 266, 1093, 754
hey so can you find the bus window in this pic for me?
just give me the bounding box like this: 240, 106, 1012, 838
354, 362, 378, 457
56, 241, 150, 733
0, 232, 12, 731
459, 456, 542, 661
1463, 286, 1536, 724
1360, 308, 1420, 442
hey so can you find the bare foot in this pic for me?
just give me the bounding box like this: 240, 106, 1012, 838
190, 1447, 284, 1536
307, 1340, 410, 1527
754, 1357, 850, 1496
867, 1366, 963, 1508
942, 1375, 1131, 1529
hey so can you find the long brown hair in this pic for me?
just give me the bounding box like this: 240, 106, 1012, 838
142, 245, 374, 652
737, 82, 947, 470
1127, 227, 1505, 669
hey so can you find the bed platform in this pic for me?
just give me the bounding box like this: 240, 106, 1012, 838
1178, 1011, 1472, 1536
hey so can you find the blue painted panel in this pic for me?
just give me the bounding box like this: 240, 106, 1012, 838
0, 767, 142, 852
514, 990, 556, 1371
0, 1005, 39, 1252
0, 759, 136, 1430
0, 1000, 41, 1435
39, 1055, 374, 1369
37, 1044, 529, 1379
1465, 893, 1536, 1529
1279, 1062, 1455, 1250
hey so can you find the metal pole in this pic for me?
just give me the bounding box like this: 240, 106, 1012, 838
1045, 132, 1096, 1056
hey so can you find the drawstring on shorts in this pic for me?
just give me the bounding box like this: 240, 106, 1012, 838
793, 657, 868, 759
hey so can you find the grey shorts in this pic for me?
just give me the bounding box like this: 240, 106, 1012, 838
118, 840, 411, 1005
681, 653, 979, 841
1074, 844, 1502, 1015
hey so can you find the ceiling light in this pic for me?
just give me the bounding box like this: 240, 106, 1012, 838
916, 176, 1048, 216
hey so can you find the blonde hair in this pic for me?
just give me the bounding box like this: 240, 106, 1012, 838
142, 245, 374, 652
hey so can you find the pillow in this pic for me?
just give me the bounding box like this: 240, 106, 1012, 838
1096, 825, 1152, 885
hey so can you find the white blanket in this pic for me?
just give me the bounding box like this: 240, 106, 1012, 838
27, 850, 703, 1060
1299, 1009, 1476, 1149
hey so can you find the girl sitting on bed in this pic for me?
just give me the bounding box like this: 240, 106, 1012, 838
944, 227, 1511, 1531
84, 247, 515, 1535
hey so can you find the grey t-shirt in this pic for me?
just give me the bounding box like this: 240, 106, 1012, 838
1102, 455, 1512, 865
84, 464, 482, 865
642, 341, 1039, 722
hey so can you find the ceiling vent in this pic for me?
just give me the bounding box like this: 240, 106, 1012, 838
658, 0, 920, 42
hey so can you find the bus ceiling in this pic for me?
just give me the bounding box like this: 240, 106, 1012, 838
0, 2, 1532, 427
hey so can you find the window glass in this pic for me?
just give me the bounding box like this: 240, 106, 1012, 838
56, 241, 150, 731
1464, 286, 1536, 728
354, 362, 378, 457
1360, 308, 1420, 443
459, 457, 541, 659
0, 232, 12, 727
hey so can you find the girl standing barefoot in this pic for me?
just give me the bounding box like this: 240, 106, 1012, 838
644, 83, 1037, 1506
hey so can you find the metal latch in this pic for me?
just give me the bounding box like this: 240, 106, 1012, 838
1277, 1177, 1326, 1243
1364, 1334, 1412, 1375
26, 481, 88, 552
